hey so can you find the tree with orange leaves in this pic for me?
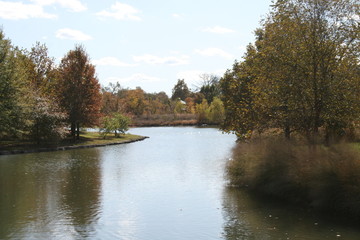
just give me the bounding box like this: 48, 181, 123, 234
57, 45, 101, 140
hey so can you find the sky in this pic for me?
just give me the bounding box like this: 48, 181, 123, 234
0, 0, 272, 96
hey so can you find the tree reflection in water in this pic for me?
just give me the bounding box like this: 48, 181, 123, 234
0, 149, 101, 240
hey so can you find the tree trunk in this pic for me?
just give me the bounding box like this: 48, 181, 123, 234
71, 122, 76, 140
284, 125, 291, 140
76, 122, 80, 140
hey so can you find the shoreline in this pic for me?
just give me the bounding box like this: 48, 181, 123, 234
0, 136, 149, 156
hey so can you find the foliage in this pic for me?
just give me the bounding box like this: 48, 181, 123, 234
0, 30, 21, 137
57, 45, 102, 139
100, 113, 130, 138
221, 0, 360, 142
171, 79, 190, 101
28, 96, 67, 144
174, 100, 186, 114
198, 74, 221, 104
196, 99, 209, 124
207, 97, 225, 125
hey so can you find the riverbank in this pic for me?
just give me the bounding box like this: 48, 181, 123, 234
130, 114, 198, 127
226, 138, 360, 221
0, 132, 148, 155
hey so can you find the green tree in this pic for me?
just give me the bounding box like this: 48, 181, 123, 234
57, 45, 101, 140
207, 97, 225, 125
28, 42, 56, 95
100, 113, 130, 138
196, 99, 209, 124
0, 31, 26, 138
171, 79, 190, 101
198, 74, 221, 104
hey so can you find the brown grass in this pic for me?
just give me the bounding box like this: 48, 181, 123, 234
227, 138, 360, 219
131, 114, 198, 127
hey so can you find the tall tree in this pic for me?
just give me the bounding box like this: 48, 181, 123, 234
171, 79, 190, 101
28, 42, 56, 95
198, 74, 221, 104
57, 45, 101, 139
0, 30, 21, 137
221, 0, 360, 142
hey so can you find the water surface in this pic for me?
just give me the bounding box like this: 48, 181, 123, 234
1, 127, 360, 239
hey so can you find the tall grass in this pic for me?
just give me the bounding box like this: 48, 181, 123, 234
227, 138, 360, 219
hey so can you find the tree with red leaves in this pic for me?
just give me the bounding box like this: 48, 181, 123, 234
57, 45, 101, 140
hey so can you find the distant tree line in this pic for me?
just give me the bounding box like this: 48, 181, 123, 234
220, 0, 360, 143
101, 74, 225, 125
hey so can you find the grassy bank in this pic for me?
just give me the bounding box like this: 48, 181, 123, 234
0, 131, 147, 155
227, 138, 360, 220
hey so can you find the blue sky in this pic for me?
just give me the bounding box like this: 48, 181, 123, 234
0, 0, 272, 95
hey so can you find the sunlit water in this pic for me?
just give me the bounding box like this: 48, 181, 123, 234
1, 127, 360, 239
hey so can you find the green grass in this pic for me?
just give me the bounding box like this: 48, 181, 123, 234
0, 131, 146, 153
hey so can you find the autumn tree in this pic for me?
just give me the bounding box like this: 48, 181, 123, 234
57, 45, 101, 140
221, 0, 360, 142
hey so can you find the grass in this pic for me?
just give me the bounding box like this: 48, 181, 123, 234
0, 131, 146, 154
227, 138, 360, 220
131, 113, 198, 127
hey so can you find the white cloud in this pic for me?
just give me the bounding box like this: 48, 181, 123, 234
93, 57, 137, 67
195, 48, 233, 59
31, 0, 87, 12
96, 2, 141, 21
202, 26, 236, 34
133, 54, 189, 66
56, 28, 92, 41
0, 1, 56, 20
172, 13, 183, 19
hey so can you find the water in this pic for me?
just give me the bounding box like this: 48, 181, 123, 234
1, 127, 360, 239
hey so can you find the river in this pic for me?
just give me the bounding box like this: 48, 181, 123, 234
1, 127, 360, 239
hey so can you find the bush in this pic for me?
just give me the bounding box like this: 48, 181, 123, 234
100, 113, 130, 138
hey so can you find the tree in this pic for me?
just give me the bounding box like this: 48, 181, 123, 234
198, 74, 221, 104
196, 99, 209, 124
221, 0, 360, 142
171, 79, 190, 101
28, 42, 56, 95
28, 96, 67, 144
57, 45, 101, 140
220, 60, 259, 139
99, 113, 130, 138
0, 30, 21, 137
207, 97, 225, 125
121, 87, 147, 116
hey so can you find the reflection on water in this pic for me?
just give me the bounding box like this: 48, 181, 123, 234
0, 148, 101, 240
1, 127, 360, 239
222, 188, 360, 240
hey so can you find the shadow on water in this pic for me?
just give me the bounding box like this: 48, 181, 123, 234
0, 148, 102, 240
222, 187, 360, 240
